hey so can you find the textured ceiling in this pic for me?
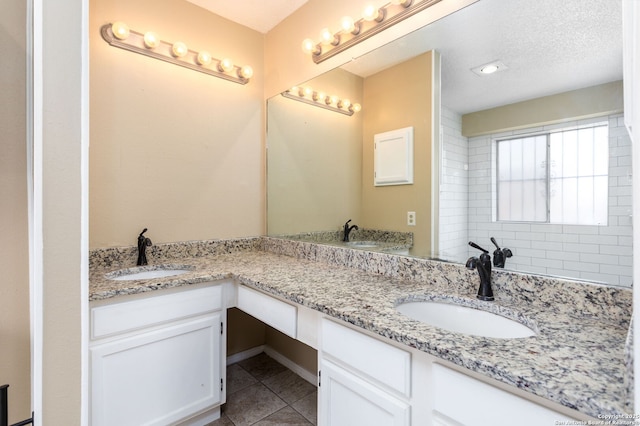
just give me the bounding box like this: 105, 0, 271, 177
341, 0, 623, 114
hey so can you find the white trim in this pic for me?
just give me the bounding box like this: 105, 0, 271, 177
226, 345, 266, 366
27, 0, 43, 422
80, 0, 90, 423
262, 346, 317, 386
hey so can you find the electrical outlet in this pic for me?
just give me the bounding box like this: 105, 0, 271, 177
407, 211, 416, 226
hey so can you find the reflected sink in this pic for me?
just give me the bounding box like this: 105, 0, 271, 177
396, 301, 536, 338
106, 265, 194, 281
346, 241, 379, 248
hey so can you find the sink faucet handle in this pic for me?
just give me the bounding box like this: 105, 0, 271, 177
468, 241, 488, 254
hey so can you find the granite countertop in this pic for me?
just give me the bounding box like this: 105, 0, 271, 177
89, 237, 633, 420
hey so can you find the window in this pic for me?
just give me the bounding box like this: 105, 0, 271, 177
496, 123, 609, 225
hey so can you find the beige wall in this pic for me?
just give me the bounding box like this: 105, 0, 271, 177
462, 81, 624, 137
362, 52, 434, 257
89, 0, 265, 248
264, 0, 478, 98
267, 69, 364, 235
0, 1, 31, 422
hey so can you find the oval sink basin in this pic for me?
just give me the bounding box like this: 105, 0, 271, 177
346, 241, 379, 248
106, 265, 193, 281
396, 301, 536, 338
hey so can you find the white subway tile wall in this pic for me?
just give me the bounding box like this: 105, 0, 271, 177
438, 106, 469, 262
458, 113, 633, 287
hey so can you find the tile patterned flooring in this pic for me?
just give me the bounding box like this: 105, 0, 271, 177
207, 353, 318, 426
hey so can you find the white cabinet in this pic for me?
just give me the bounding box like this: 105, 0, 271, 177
319, 319, 411, 426
319, 317, 585, 426
90, 284, 226, 426
431, 364, 576, 426
319, 359, 410, 426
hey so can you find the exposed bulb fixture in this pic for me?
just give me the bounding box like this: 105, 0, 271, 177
281, 87, 361, 117
338, 99, 351, 109
363, 5, 385, 22
301, 38, 321, 55
391, 0, 413, 6
143, 32, 160, 49
196, 51, 212, 66
218, 58, 234, 73
320, 28, 340, 46
301, 0, 443, 64
171, 41, 188, 58
238, 65, 254, 79
100, 23, 253, 84
111, 22, 130, 40
340, 16, 360, 35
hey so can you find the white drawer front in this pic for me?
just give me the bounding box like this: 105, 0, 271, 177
321, 319, 411, 397
237, 286, 297, 338
432, 364, 577, 425
91, 285, 222, 339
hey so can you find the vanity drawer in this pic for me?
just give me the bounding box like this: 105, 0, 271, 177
91, 285, 223, 340
237, 286, 297, 338
321, 318, 411, 397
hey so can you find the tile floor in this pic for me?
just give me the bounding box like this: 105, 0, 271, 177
207, 353, 318, 426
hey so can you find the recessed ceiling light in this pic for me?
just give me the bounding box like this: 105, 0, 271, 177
471, 60, 508, 76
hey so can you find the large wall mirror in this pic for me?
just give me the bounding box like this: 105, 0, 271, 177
267, 0, 630, 288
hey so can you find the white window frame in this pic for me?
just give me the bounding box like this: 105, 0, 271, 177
493, 121, 609, 225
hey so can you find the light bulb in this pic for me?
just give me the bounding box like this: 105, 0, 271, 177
289, 86, 299, 94
301, 38, 321, 55
338, 99, 351, 109
238, 65, 254, 79
329, 95, 339, 105
303, 86, 314, 98
143, 32, 160, 49
171, 42, 188, 58
111, 22, 130, 40
313, 91, 327, 103
340, 16, 360, 35
363, 5, 384, 22
196, 51, 212, 66
391, 0, 412, 6
320, 28, 339, 46
350, 103, 362, 113
218, 58, 234, 73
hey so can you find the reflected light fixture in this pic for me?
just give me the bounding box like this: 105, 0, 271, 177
302, 0, 442, 64
281, 86, 361, 116
101, 22, 253, 85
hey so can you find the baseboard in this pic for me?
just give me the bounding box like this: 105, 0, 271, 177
226, 345, 265, 365
263, 346, 318, 386
226, 345, 318, 386
177, 406, 220, 426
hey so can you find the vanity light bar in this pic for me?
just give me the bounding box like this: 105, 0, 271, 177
281, 87, 361, 116
302, 0, 442, 64
100, 22, 253, 85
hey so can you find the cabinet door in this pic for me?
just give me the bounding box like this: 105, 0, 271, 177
90, 314, 222, 426
319, 359, 410, 426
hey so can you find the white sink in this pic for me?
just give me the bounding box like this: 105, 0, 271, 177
107, 266, 193, 281
396, 301, 536, 339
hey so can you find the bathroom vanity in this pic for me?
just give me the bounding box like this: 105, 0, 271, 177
88, 237, 632, 425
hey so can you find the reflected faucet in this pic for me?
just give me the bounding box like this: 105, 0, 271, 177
490, 237, 513, 268
137, 228, 152, 266
342, 219, 359, 242
466, 241, 494, 301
